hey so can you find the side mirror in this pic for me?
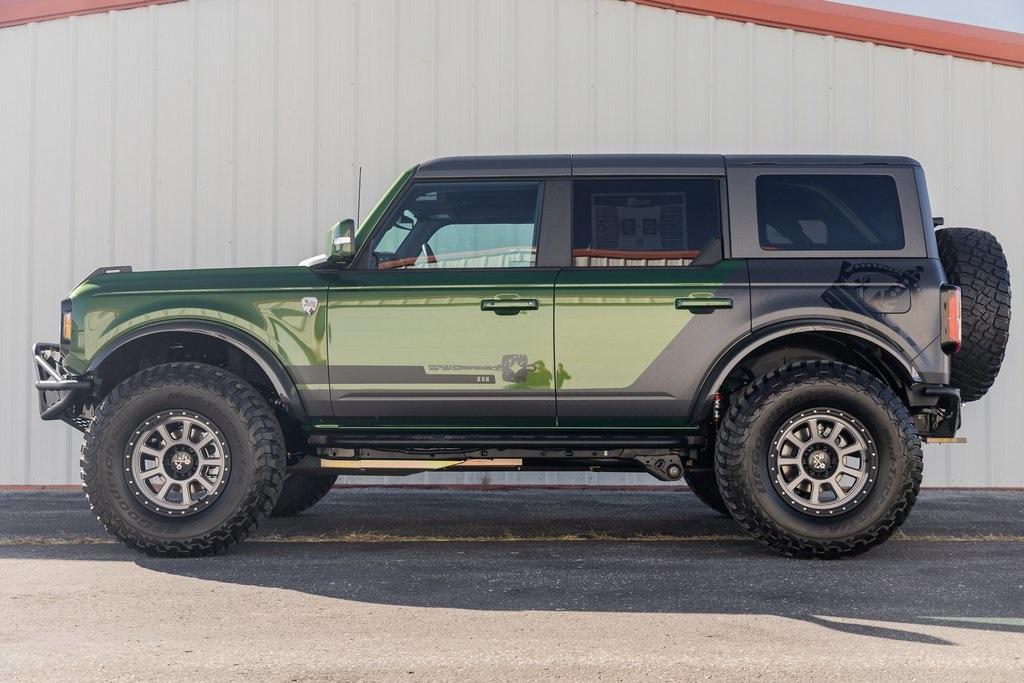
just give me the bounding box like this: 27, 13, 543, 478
325, 219, 356, 263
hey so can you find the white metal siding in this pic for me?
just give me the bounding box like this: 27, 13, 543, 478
1, 0, 1022, 486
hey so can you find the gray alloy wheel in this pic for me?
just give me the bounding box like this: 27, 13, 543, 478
768, 408, 877, 516
126, 411, 231, 516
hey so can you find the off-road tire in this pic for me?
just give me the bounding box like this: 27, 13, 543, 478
270, 472, 338, 517
81, 362, 285, 557
682, 469, 729, 516
715, 361, 923, 559
936, 227, 1011, 402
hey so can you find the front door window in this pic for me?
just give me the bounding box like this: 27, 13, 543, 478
366, 181, 542, 270
329, 179, 556, 428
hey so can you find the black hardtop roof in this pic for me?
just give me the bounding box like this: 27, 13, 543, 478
415, 154, 921, 178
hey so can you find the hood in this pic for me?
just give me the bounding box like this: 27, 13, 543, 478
69, 264, 330, 300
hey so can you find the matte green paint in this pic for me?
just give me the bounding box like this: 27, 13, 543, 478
553, 259, 749, 429
61, 260, 742, 430
327, 268, 557, 428
554, 261, 743, 390
320, 262, 744, 429
57, 165, 742, 432
63, 267, 331, 378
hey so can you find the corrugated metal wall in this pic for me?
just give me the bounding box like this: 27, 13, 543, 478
1, 0, 1022, 486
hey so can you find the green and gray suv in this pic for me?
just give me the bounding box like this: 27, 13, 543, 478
34, 155, 1010, 558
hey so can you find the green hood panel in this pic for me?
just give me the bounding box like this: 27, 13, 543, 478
64, 266, 331, 376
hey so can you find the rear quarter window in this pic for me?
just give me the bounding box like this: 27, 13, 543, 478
756, 175, 904, 251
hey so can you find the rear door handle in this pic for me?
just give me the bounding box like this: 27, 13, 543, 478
675, 296, 733, 311
481, 299, 539, 315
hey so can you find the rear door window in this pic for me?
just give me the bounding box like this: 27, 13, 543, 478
571, 178, 722, 267
756, 175, 904, 251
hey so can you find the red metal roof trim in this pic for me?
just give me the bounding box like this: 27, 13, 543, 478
0, 0, 183, 29
2, 0, 1022, 68
632, 0, 1024, 67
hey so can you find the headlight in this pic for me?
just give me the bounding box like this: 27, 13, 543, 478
60, 300, 72, 346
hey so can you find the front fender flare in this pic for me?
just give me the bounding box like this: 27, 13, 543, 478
87, 320, 307, 420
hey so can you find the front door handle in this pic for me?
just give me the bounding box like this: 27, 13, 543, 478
481, 299, 539, 315
675, 296, 733, 311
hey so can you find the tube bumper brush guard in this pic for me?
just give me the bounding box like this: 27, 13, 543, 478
33, 342, 92, 431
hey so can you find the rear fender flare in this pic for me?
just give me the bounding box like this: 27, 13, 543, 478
689, 321, 921, 423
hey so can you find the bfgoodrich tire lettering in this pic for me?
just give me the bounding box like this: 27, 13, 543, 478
81, 362, 285, 557
270, 472, 338, 517
715, 361, 922, 559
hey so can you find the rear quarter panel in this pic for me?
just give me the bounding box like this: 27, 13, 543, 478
727, 161, 949, 384
748, 258, 950, 383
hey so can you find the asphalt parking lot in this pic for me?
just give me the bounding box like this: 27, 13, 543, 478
1, 487, 1022, 680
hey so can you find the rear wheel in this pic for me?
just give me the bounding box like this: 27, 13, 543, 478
936, 227, 1011, 402
81, 362, 285, 557
715, 361, 922, 558
271, 471, 338, 517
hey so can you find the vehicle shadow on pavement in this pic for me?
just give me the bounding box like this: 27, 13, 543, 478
3, 488, 1023, 645
132, 538, 1023, 646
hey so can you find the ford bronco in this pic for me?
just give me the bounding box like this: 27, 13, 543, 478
34, 155, 1010, 558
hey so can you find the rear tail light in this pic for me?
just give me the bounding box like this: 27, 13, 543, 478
941, 285, 961, 353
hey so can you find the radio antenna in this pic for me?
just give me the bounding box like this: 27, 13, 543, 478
355, 166, 363, 226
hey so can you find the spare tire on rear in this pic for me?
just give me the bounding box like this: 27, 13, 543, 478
936, 227, 1011, 402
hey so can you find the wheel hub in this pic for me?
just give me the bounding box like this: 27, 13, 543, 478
803, 446, 837, 479
164, 446, 199, 480
125, 411, 231, 517
768, 408, 878, 515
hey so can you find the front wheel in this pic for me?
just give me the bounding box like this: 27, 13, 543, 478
81, 362, 286, 557
715, 361, 922, 558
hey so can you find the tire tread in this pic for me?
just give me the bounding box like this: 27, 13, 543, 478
80, 362, 285, 557
936, 227, 1011, 402
715, 360, 923, 559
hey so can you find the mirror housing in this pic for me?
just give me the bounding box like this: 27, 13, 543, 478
325, 219, 356, 264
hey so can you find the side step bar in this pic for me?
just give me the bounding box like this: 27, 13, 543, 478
293, 454, 684, 478
302, 457, 524, 472
308, 432, 704, 450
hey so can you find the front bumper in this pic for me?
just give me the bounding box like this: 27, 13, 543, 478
33, 342, 92, 431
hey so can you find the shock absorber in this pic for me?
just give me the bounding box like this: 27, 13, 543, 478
690, 391, 724, 468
